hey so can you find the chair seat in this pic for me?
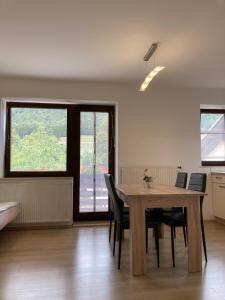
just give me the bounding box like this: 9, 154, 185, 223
162, 207, 183, 214
121, 211, 161, 229
162, 212, 185, 227
162, 210, 181, 219
146, 217, 162, 228
121, 213, 130, 228
123, 207, 129, 214
146, 208, 162, 219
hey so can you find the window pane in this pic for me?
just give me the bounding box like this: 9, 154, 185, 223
79, 112, 109, 213
80, 112, 94, 212
201, 113, 225, 133
201, 133, 225, 161
96, 113, 109, 212
10, 108, 67, 171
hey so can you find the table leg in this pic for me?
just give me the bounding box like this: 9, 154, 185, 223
187, 196, 202, 272
129, 198, 146, 275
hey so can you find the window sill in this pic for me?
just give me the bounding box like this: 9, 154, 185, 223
202, 161, 225, 167
4, 171, 72, 177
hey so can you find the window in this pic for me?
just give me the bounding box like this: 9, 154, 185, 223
5, 103, 69, 176
201, 109, 225, 166
4, 102, 115, 220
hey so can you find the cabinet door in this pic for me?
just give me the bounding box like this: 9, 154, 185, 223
213, 183, 225, 219
212, 174, 225, 184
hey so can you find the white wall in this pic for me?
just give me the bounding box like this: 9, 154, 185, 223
0, 77, 225, 220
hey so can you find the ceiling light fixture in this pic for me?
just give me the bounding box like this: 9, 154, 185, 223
143, 43, 158, 61
139, 66, 165, 92
139, 43, 165, 92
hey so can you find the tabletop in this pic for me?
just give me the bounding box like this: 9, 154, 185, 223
116, 184, 205, 198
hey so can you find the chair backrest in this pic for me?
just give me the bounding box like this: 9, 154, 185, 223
104, 174, 114, 213
175, 172, 188, 189
104, 174, 123, 223
188, 173, 207, 193
188, 173, 207, 211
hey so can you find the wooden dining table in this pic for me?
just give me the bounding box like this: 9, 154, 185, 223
116, 184, 204, 276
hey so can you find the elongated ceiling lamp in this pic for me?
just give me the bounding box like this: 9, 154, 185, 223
139, 43, 165, 92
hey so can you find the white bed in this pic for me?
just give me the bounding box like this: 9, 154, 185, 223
0, 202, 20, 230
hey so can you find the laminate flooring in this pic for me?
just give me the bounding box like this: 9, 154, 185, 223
0, 221, 225, 300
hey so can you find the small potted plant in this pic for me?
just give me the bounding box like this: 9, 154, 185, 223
143, 169, 153, 188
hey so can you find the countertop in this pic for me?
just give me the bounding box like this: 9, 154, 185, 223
211, 172, 225, 175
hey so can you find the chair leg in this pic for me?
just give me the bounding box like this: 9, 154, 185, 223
173, 227, 176, 239
118, 227, 123, 269
122, 229, 125, 240
113, 220, 117, 256
109, 210, 112, 243
146, 225, 148, 253
201, 218, 208, 262
117, 226, 120, 241
154, 226, 160, 268
171, 226, 175, 267
183, 226, 187, 247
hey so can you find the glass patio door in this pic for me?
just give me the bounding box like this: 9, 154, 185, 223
74, 106, 115, 220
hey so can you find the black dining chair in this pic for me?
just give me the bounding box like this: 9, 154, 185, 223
175, 172, 188, 189
161, 172, 188, 238
162, 173, 207, 267
145, 173, 187, 239
163, 172, 188, 214
104, 173, 161, 269
108, 180, 128, 244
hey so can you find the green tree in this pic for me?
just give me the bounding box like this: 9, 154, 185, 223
11, 108, 109, 173
12, 108, 67, 138
80, 112, 109, 174
11, 126, 66, 171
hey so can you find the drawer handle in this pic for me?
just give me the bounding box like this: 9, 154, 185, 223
219, 185, 225, 188
216, 176, 223, 179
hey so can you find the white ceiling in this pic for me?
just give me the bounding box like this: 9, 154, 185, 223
0, 0, 225, 87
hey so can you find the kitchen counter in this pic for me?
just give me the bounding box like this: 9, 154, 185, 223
211, 173, 225, 224
211, 172, 225, 175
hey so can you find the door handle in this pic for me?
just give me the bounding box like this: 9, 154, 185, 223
219, 185, 225, 189
216, 176, 223, 179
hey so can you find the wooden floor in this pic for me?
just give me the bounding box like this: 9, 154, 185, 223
0, 221, 225, 300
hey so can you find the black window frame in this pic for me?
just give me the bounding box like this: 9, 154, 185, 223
4, 101, 116, 221
5, 102, 73, 177
201, 108, 225, 166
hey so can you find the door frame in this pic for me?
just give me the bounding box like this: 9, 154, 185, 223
73, 105, 115, 221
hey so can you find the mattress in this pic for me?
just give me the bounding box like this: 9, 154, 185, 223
0, 202, 20, 213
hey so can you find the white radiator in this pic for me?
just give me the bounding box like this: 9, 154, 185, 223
121, 166, 178, 185
0, 177, 73, 226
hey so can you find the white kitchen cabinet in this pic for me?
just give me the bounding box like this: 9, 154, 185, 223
212, 173, 225, 220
